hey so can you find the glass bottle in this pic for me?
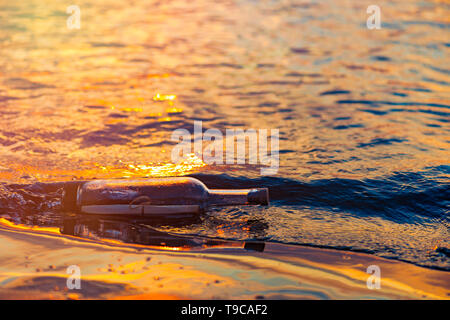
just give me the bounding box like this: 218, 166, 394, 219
62, 177, 269, 216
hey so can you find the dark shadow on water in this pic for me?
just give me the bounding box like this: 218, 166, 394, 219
60, 214, 266, 252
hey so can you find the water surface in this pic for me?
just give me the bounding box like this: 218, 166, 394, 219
0, 0, 449, 271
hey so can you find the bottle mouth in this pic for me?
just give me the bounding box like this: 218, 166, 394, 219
247, 188, 269, 205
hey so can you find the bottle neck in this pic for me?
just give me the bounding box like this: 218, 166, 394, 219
208, 188, 269, 206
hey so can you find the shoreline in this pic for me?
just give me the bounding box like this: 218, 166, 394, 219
0, 219, 448, 299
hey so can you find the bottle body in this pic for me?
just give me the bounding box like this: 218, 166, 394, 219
62, 177, 269, 216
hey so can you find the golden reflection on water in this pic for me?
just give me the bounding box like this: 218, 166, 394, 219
99, 153, 207, 178
153, 93, 177, 101
0, 0, 448, 182
0, 153, 206, 182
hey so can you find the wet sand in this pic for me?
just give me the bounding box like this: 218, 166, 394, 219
0, 219, 448, 300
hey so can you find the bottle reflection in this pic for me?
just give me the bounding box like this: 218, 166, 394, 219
60, 214, 265, 252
